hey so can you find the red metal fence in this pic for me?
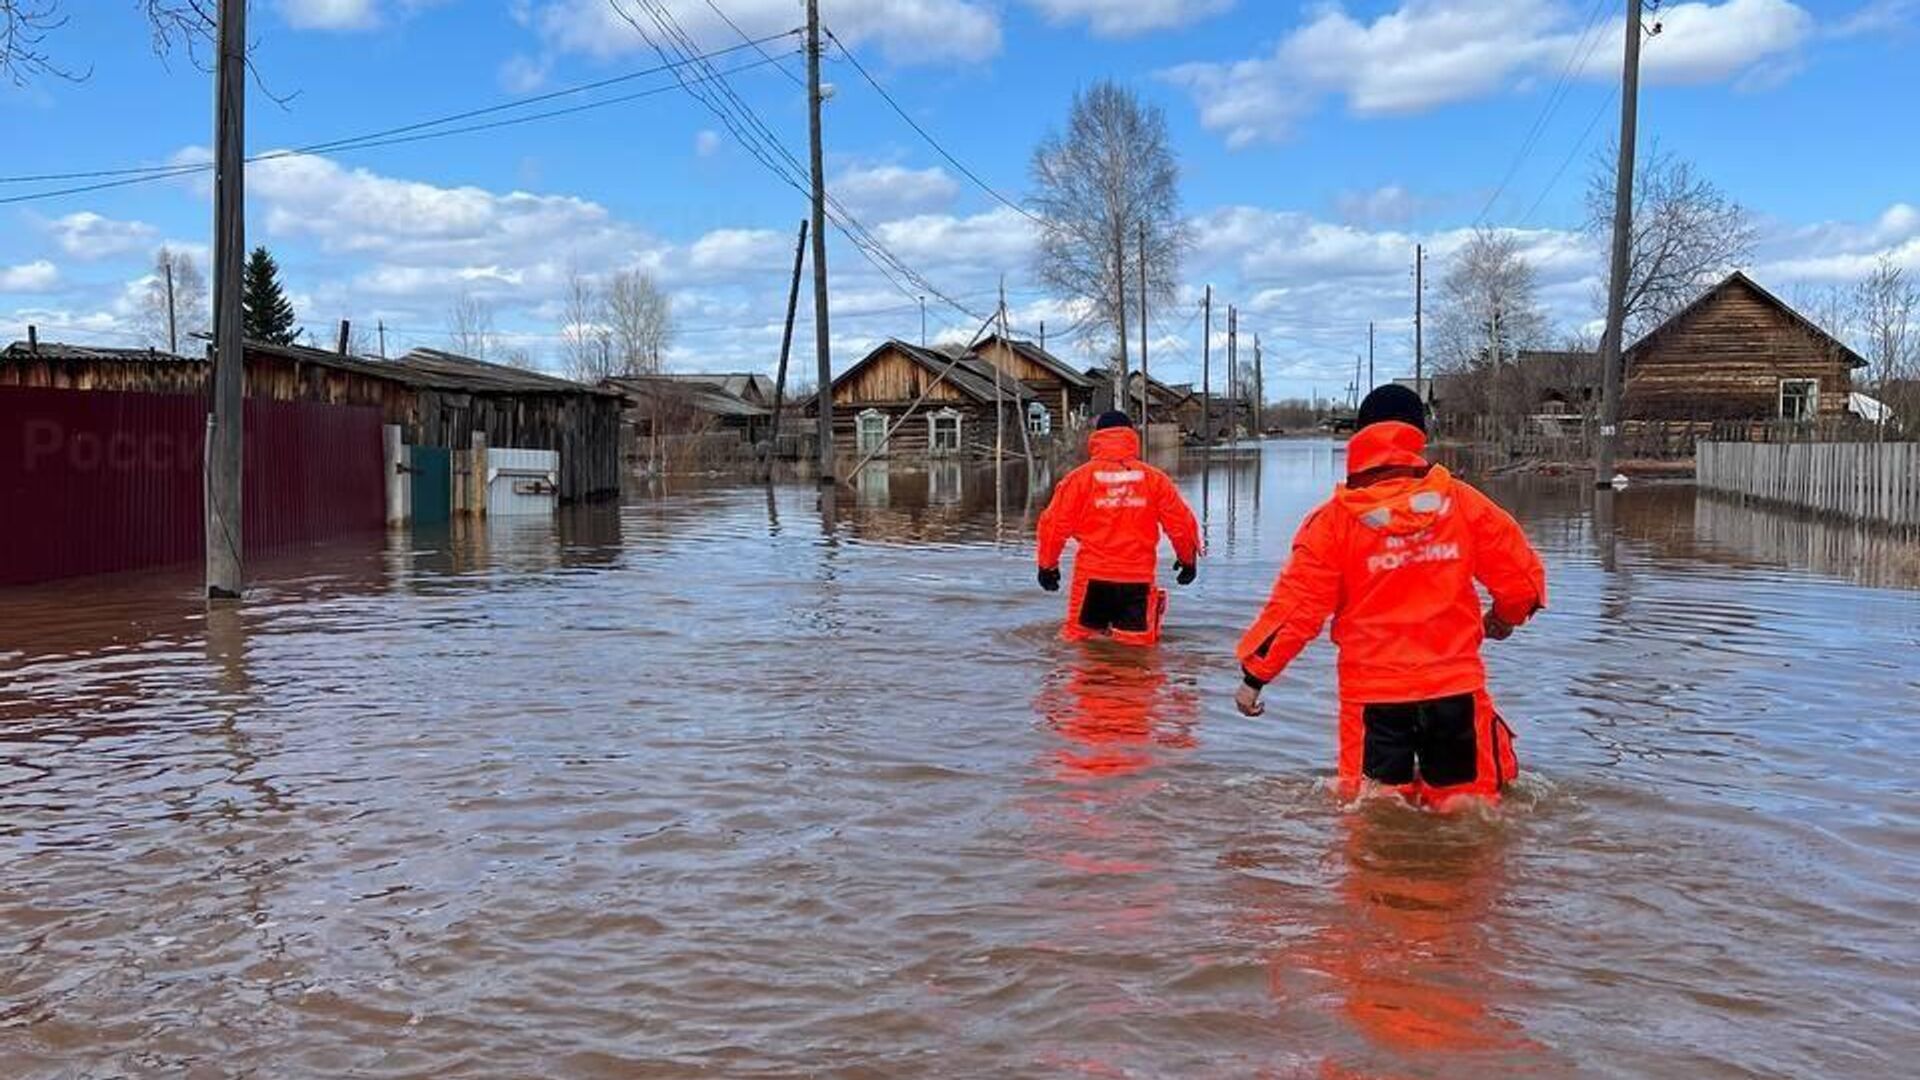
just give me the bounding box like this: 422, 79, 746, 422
1, 387, 385, 586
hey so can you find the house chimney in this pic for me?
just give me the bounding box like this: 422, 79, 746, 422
27, 324, 38, 355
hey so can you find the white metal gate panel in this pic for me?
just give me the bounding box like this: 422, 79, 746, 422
486, 447, 559, 516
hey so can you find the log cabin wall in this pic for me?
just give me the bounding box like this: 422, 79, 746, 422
1625, 277, 1860, 422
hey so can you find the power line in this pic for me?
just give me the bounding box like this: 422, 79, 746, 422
702, 0, 806, 89
1473, 0, 1613, 225
824, 27, 1042, 226
0, 31, 800, 188
1517, 86, 1620, 227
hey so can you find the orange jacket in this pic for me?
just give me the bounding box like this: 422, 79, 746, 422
1236, 421, 1545, 703
1037, 426, 1200, 584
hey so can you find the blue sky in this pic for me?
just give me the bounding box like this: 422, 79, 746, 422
3, 0, 1916, 400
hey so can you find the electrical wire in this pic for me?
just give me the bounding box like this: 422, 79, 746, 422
1473, 0, 1614, 225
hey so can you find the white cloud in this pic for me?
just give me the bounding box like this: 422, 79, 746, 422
277, 0, 445, 31
0, 261, 61, 292
1165, 0, 1816, 146
41, 212, 159, 260
831, 164, 959, 218
527, 0, 1001, 66
1334, 185, 1431, 227
279, 0, 381, 30
694, 129, 723, 157
685, 227, 788, 275
499, 54, 551, 93
872, 206, 1037, 270
1022, 0, 1234, 36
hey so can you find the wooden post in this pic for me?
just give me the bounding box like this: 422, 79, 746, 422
377, 319, 387, 359
1004, 283, 1036, 478
1254, 333, 1264, 436
806, 0, 834, 483
1594, 0, 1646, 488
1113, 225, 1128, 410
769, 218, 809, 460
337, 319, 351, 355
1137, 220, 1150, 444
1367, 321, 1374, 393
26, 324, 37, 355
1201, 285, 1212, 447
1414, 244, 1424, 389
165, 259, 178, 355
206, 0, 247, 601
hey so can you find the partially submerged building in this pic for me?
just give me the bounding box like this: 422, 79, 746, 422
810, 339, 1040, 459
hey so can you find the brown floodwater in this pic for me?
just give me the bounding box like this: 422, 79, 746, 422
2, 441, 1917, 1078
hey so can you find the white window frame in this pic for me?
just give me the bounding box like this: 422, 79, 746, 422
857, 408, 889, 455
1027, 400, 1051, 436
1779, 378, 1819, 422
928, 408, 963, 455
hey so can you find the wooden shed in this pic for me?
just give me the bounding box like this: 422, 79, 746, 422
0, 339, 624, 502
809, 339, 1039, 459
972, 334, 1096, 438
1624, 272, 1868, 422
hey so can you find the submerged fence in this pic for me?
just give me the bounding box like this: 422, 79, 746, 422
1, 386, 386, 585
1697, 441, 1920, 529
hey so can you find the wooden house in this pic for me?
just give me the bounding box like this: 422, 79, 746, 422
601, 374, 770, 441
1623, 271, 1867, 422
809, 339, 1039, 459
971, 334, 1096, 437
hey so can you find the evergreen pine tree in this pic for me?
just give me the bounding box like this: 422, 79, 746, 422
241, 246, 300, 345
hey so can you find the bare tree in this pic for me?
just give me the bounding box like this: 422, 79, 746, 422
1030, 80, 1186, 394
1588, 146, 1757, 338
560, 266, 615, 382
1853, 253, 1919, 430
499, 346, 537, 371
1432, 230, 1553, 424
604, 269, 673, 376
139, 245, 208, 353
2, 1, 214, 83
447, 292, 497, 361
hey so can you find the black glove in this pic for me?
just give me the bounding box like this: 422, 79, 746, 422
1174, 560, 1197, 586
1038, 566, 1061, 592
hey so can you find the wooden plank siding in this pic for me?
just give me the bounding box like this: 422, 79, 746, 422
972, 338, 1092, 435
1625, 273, 1864, 422
837, 347, 974, 407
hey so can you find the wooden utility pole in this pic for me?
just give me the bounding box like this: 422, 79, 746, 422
1414, 244, 1425, 388
1595, 0, 1646, 488
1368, 321, 1375, 392
1112, 226, 1128, 412
1253, 333, 1264, 435
164, 259, 178, 355
769, 218, 810, 456
1137, 220, 1150, 444
206, 0, 246, 601
1003, 280, 1035, 477
806, 0, 834, 483
1227, 306, 1238, 451
1201, 285, 1212, 447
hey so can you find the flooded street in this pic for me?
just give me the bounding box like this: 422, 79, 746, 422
2, 440, 1916, 1078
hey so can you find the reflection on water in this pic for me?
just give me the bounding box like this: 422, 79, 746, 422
2, 440, 1917, 1077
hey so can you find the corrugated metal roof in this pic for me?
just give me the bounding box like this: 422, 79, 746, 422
1, 342, 197, 364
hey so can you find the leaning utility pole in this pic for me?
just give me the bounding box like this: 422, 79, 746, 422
164, 259, 178, 355
1594, 0, 1647, 488
206, 0, 246, 601
1137, 220, 1150, 445
769, 218, 810, 456
1201, 285, 1212, 447
1414, 244, 1425, 388
806, 0, 834, 483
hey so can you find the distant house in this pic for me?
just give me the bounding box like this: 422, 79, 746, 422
646, 372, 778, 410
601, 373, 771, 443
972, 334, 1096, 437
1623, 271, 1867, 422
809, 339, 1039, 459
1091, 368, 1194, 429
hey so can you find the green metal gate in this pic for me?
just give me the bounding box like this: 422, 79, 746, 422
409, 444, 451, 524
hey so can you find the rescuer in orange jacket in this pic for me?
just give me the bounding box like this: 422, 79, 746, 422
1234, 385, 1546, 805
1037, 411, 1201, 646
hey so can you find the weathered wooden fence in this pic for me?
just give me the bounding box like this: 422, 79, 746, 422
1697, 441, 1920, 529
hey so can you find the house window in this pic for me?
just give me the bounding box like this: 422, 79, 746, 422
929, 409, 963, 455
1027, 401, 1051, 435
1779, 379, 1819, 422
858, 409, 889, 454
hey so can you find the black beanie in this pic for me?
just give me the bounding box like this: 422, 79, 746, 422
1356, 384, 1427, 433
1094, 410, 1133, 430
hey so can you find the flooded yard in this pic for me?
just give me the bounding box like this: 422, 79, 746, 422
2, 441, 1916, 1077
